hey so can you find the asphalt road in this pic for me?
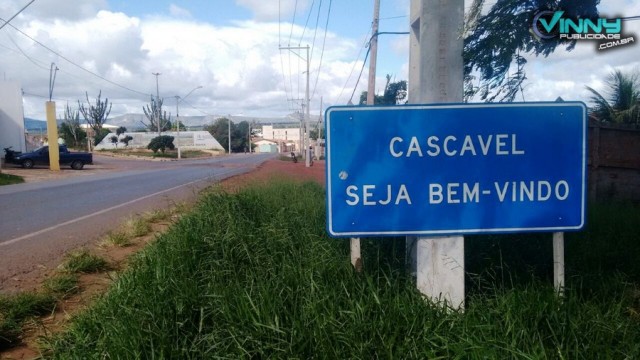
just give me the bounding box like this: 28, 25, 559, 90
0, 153, 275, 290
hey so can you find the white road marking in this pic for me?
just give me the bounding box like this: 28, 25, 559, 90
1, 175, 217, 247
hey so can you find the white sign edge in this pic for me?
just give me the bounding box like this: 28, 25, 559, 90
325, 102, 588, 238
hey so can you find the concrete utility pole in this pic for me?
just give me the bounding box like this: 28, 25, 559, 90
367, 0, 380, 105
408, 0, 465, 309
152, 72, 161, 135
279, 45, 310, 165
228, 115, 232, 154
174, 86, 202, 159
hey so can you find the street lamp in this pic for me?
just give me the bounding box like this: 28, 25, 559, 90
175, 86, 202, 159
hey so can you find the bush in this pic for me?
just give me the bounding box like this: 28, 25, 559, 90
121, 135, 133, 147
94, 128, 112, 146
147, 135, 175, 154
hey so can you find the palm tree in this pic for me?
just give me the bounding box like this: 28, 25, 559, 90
585, 70, 640, 125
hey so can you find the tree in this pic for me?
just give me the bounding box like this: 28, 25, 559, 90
172, 121, 186, 131
204, 117, 250, 153
147, 135, 175, 154
60, 104, 86, 148
78, 91, 112, 144
359, 75, 407, 105
586, 70, 640, 125
110, 135, 119, 148
463, 0, 600, 102
94, 128, 112, 146
116, 126, 127, 136
142, 96, 172, 134
121, 135, 134, 147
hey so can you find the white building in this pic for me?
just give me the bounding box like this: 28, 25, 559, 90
0, 81, 26, 159
261, 123, 302, 152
254, 139, 278, 153
95, 131, 225, 151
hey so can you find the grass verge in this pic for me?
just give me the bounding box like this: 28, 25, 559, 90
0, 292, 57, 349
60, 250, 110, 274
0, 173, 24, 186
42, 182, 640, 358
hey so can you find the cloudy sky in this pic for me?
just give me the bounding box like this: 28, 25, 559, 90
1, 0, 639, 121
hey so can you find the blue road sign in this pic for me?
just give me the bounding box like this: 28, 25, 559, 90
325, 102, 587, 237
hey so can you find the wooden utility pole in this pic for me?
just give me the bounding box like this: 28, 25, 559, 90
408, 0, 465, 309
351, 0, 380, 272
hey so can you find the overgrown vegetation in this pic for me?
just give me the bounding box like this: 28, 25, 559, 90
43, 274, 80, 299
0, 207, 184, 352
0, 173, 24, 186
42, 182, 640, 358
0, 292, 57, 349
60, 250, 110, 274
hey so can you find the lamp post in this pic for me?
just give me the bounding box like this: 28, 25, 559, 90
174, 86, 202, 159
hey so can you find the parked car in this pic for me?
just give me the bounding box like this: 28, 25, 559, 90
10, 145, 93, 170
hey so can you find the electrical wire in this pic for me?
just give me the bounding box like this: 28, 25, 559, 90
0, 0, 35, 30
310, 0, 332, 101
298, 0, 315, 45
348, 43, 371, 105
0, 18, 151, 98
335, 28, 372, 104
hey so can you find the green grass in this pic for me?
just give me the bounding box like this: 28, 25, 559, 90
60, 250, 110, 274
42, 183, 640, 358
0, 292, 57, 350
0, 173, 24, 186
142, 208, 171, 223
43, 274, 80, 299
101, 231, 131, 247
123, 217, 152, 238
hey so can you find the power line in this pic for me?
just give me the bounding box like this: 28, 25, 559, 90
0, 18, 151, 98
6, 35, 49, 71
380, 14, 408, 20
348, 43, 371, 105
307, 0, 323, 94
346, 31, 409, 105
0, 0, 36, 30
311, 0, 332, 100
298, 0, 315, 45
336, 28, 371, 104
621, 15, 640, 21
288, 0, 299, 45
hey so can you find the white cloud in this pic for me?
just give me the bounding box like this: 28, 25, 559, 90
236, 0, 310, 21
168, 4, 192, 19
1, 6, 364, 119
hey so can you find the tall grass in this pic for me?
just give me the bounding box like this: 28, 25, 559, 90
44, 182, 640, 358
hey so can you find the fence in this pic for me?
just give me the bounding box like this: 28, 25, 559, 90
588, 119, 640, 202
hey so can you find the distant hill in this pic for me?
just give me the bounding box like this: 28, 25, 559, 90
24, 118, 48, 131
23, 113, 321, 132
